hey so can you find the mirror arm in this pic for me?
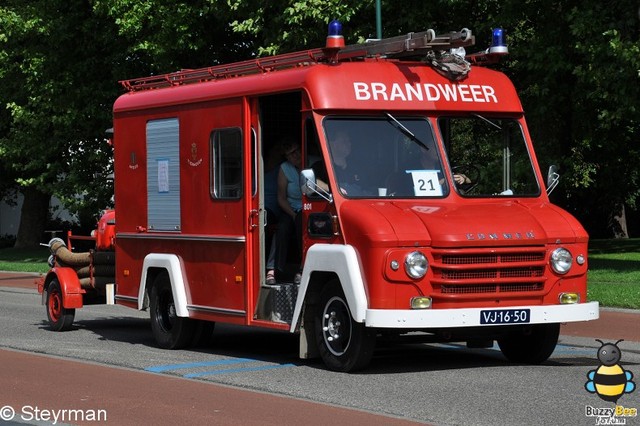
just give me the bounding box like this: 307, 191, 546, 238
546, 165, 560, 196
300, 169, 333, 203
307, 179, 334, 203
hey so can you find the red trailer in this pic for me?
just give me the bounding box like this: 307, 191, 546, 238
39, 22, 598, 371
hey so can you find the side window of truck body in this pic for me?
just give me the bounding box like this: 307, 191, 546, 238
210, 128, 243, 199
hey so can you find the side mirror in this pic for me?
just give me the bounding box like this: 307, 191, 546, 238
300, 168, 332, 202
546, 165, 559, 195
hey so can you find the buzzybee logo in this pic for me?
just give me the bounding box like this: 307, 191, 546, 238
584, 340, 637, 425
585, 340, 635, 403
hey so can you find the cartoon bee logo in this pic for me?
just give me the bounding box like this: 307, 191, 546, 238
585, 339, 636, 403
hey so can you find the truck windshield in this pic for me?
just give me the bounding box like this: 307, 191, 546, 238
322, 116, 448, 198
438, 116, 540, 197
320, 116, 540, 198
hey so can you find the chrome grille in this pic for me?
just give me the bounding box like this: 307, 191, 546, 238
440, 283, 544, 294
441, 267, 544, 280
441, 252, 545, 265
432, 248, 547, 296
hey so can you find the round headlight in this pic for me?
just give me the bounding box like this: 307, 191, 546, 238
550, 247, 572, 274
405, 251, 428, 279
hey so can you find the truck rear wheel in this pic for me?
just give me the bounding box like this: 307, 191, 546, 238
149, 273, 195, 349
314, 280, 376, 372
497, 323, 560, 364
46, 279, 75, 331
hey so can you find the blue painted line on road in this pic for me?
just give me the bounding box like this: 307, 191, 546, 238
184, 363, 296, 378
145, 358, 257, 372
553, 344, 593, 354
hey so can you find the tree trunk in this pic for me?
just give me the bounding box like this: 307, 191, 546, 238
14, 188, 51, 249
610, 203, 629, 239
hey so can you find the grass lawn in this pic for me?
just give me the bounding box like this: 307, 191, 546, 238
1, 239, 638, 309
588, 239, 640, 309
0, 246, 50, 274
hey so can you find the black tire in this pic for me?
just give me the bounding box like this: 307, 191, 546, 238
149, 273, 195, 349
314, 280, 376, 372
497, 323, 560, 364
46, 279, 75, 331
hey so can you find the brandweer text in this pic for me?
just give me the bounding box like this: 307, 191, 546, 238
353, 82, 498, 103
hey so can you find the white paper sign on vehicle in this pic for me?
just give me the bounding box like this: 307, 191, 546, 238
157, 159, 170, 193
407, 170, 442, 196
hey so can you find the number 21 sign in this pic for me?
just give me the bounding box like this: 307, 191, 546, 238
408, 170, 443, 196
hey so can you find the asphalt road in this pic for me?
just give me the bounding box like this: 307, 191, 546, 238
1, 272, 638, 425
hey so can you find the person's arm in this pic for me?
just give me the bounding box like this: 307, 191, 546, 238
277, 168, 296, 219
316, 178, 330, 192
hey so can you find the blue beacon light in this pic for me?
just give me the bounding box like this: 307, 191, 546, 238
326, 19, 345, 49
488, 28, 508, 55
328, 20, 342, 37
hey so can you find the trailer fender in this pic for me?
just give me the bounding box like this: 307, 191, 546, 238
42, 267, 84, 309
138, 253, 189, 317
290, 244, 367, 332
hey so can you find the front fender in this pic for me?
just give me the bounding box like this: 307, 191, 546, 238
290, 244, 367, 332
43, 267, 84, 309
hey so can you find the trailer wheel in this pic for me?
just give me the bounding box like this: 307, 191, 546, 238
46, 279, 75, 331
497, 323, 560, 364
314, 280, 376, 372
149, 273, 195, 349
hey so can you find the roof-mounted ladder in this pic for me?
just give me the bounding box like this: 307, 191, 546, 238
120, 28, 476, 92
338, 28, 474, 59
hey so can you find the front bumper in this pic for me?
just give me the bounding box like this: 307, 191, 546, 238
365, 301, 599, 328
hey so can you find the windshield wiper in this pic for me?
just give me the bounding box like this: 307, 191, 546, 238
473, 113, 502, 130
385, 112, 429, 150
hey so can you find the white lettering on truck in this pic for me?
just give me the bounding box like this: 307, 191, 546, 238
353, 82, 498, 103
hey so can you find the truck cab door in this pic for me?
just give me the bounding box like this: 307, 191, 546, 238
247, 98, 264, 322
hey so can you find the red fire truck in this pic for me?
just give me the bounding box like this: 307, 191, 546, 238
39, 22, 599, 372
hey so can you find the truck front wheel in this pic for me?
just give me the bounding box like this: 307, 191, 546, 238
314, 280, 376, 372
46, 279, 75, 331
149, 273, 195, 349
497, 323, 560, 364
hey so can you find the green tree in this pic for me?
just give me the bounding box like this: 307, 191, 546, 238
93, 0, 255, 71
565, 3, 640, 237
0, 1, 119, 247
487, 1, 640, 237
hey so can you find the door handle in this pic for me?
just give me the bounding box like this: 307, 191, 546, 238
249, 209, 260, 230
